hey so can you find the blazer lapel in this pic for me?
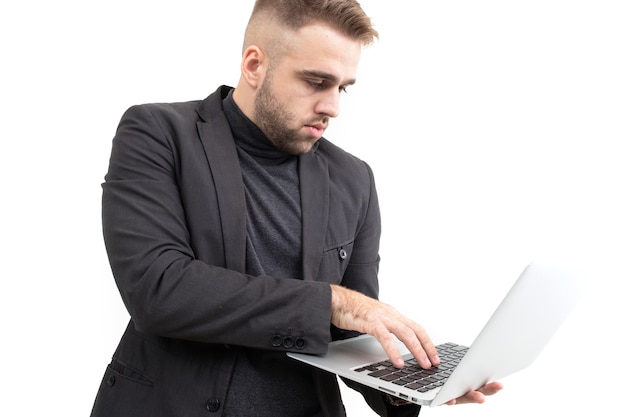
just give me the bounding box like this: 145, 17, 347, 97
196, 87, 247, 273
300, 147, 329, 281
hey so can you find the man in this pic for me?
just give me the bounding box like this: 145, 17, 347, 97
90, 1, 502, 416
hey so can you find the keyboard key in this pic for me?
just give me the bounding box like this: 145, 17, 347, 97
364, 342, 469, 393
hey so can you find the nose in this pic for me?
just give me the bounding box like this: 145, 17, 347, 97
315, 90, 341, 118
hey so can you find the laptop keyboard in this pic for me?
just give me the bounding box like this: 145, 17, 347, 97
354, 342, 469, 393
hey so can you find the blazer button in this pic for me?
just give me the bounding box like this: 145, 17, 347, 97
206, 398, 221, 412
283, 336, 294, 348
338, 248, 347, 260
271, 335, 282, 347
106, 375, 116, 387
295, 337, 306, 349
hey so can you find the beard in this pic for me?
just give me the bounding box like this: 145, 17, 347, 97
254, 73, 325, 155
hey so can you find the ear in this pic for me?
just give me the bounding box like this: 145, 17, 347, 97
240, 45, 266, 89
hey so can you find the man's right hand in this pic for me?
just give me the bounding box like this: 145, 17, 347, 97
329, 284, 440, 369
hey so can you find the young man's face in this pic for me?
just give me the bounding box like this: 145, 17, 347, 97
253, 23, 361, 155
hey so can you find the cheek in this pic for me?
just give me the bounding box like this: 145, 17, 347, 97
280, 82, 314, 108
279, 94, 308, 121
291, 94, 319, 117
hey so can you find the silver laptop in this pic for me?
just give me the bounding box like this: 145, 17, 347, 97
288, 262, 581, 407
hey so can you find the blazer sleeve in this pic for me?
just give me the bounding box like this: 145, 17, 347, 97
102, 103, 332, 353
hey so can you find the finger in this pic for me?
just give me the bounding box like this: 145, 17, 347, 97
478, 381, 504, 396
372, 331, 406, 368
452, 390, 486, 405
394, 323, 440, 368
444, 382, 503, 406
378, 324, 427, 368
404, 337, 435, 369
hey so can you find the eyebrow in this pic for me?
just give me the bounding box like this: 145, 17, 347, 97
300, 69, 357, 87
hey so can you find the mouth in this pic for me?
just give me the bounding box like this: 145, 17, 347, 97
304, 122, 328, 139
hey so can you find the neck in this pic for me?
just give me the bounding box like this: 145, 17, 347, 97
232, 81, 256, 123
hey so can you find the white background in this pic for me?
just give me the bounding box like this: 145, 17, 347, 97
1, 1, 624, 415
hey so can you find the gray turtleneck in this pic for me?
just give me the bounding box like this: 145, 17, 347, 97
220, 91, 323, 417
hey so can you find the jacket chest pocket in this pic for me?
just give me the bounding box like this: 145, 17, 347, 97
317, 240, 354, 284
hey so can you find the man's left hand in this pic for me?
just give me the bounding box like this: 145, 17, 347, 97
444, 381, 504, 405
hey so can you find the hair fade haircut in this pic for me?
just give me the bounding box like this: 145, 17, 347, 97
249, 0, 379, 46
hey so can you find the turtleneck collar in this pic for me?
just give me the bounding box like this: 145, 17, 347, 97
222, 90, 295, 164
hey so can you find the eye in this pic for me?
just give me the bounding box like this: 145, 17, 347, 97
307, 79, 326, 90
307, 80, 349, 94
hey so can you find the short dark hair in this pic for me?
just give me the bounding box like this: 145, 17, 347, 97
249, 0, 378, 46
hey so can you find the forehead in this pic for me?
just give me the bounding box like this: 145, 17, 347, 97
277, 23, 362, 82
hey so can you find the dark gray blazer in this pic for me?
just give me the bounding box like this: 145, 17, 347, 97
90, 86, 420, 417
